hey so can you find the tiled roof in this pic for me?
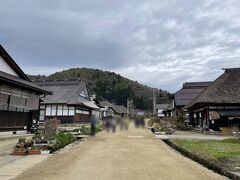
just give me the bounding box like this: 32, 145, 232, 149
174, 81, 212, 107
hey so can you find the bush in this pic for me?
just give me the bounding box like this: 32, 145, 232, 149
54, 132, 75, 151
80, 126, 91, 135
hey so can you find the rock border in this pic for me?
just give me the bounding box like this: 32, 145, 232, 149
163, 139, 240, 180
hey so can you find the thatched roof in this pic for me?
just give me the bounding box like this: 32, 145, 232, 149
186, 68, 240, 110
36, 80, 99, 109
99, 101, 115, 109
99, 100, 127, 114
114, 105, 127, 114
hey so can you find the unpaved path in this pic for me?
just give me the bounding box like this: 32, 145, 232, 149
15, 124, 226, 180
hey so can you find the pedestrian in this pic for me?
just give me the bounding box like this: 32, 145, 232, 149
105, 116, 111, 133
112, 118, 116, 133
90, 114, 97, 136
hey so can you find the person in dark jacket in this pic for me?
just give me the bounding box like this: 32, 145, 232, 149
90, 114, 97, 136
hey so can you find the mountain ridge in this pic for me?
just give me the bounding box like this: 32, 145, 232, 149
28, 68, 172, 110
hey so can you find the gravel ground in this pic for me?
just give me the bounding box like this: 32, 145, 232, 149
0, 135, 32, 167
15, 123, 227, 180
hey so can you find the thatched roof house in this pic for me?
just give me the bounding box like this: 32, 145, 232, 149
185, 68, 240, 133
114, 105, 127, 115
99, 100, 127, 118
186, 68, 240, 110
36, 80, 99, 124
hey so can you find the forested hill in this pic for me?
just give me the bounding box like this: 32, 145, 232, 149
28, 68, 172, 110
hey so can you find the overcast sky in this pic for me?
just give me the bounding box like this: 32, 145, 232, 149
1, 0, 240, 92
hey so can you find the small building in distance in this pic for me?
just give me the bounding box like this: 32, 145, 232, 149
99, 101, 115, 119
99, 100, 127, 118
114, 105, 127, 116
156, 103, 174, 117
173, 81, 212, 116
0, 45, 51, 134
36, 80, 99, 124
156, 104, 169, 117
185, 68, 240, 135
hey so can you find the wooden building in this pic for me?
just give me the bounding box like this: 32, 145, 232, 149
156, 103, 174, 117
36, 80, 99, 124
156, 104, 169, 117
0, 45, 51, 134
173, 81, 212, 116
114, 105, 127, 116
186, 68, 240, 134
99, 101, 127, 118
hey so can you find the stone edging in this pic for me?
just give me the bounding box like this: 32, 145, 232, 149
163, 139, 240, 180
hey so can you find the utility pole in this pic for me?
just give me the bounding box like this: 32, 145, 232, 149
153, 89, 156, 114
127, 99, 129, 117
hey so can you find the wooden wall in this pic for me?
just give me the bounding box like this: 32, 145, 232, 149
0, 110, 31, 131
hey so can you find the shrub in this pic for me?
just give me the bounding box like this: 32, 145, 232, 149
55, 132, 75, 148
80, 126, 91, 135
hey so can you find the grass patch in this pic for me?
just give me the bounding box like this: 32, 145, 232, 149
172, 138, 240, 159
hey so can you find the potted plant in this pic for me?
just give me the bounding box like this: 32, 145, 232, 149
27, 146, 41, 155
12, 147, 26, 155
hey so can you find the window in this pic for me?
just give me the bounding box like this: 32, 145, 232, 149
51, 105, 57, 116
57, 105, 63, 116
46, 105, 51, 116
0, 104, 8, 111
69, 106, 75, 116
80, 90, 87, 98
199, 112, 202, 118
8, 106, 16, 111
39, 110, 45, 121
63, 105, 68, 116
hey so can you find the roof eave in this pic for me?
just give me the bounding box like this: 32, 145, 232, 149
0, 76, 52, 95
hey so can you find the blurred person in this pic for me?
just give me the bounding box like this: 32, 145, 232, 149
112, 117, 117, 133
119, 113, 125, 131
90, 114, 97, 136
105, 116, 111, 133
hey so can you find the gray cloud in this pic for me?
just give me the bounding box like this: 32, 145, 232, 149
1, 0, 240, 92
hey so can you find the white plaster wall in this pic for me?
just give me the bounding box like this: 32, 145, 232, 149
0, 56, 19, 76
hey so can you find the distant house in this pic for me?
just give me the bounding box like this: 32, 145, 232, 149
173, 81, 212, 116
0, 45, 51, 134
36, 80, 99, 124
114, 105, 127, 116
156, 104, 169, 117
166, 102, 174, 117
185, 68, 240, 134
99, 101, 127, 118
99, 101, 115, 118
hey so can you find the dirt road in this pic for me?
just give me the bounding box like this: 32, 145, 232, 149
15, 124, 226, 180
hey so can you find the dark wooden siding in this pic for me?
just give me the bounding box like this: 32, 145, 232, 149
0, 110, 31, 131
45, 116, 75, 124
75, 113, 90, 123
